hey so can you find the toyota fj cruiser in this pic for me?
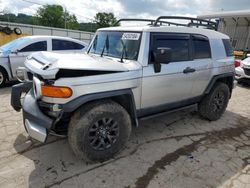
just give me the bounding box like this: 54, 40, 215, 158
11, 16, 235, 162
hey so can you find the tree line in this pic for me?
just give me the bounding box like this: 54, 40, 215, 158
0, 5, 119, 32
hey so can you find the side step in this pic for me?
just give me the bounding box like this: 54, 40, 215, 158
139, 104, 197, 121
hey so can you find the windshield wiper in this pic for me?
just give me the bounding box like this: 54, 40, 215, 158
120, 40, 127, 63
100, 34, 109, 57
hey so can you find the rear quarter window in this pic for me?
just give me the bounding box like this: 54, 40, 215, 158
52, 39, 85, 51
192, 35, 211, 59
19, 41, 47, 52
222, 39, 234, 57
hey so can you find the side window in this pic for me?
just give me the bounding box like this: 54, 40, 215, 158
52, 39, 85, 51
151, 34, 190, 63
19, 41, 47, 52
192, 35, 211, 59
73, 42, 85, 49
222, 39, 234, 57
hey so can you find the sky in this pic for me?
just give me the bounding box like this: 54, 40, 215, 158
0, 0, 250, 22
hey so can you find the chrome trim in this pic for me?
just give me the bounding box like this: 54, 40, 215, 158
25, 119, 47, 143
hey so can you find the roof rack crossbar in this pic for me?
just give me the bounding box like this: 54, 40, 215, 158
154, 16, 218, 30
115, 19, 155, 26
115, 18, 182, 26
187, 22, 216, 29
158, 20, 187, 27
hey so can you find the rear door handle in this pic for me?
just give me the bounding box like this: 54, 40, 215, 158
183, 67, 196, 74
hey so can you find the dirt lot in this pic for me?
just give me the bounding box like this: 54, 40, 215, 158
0, 83, 250, 188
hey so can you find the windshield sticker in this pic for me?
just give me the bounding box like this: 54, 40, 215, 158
122, 33, 140, 40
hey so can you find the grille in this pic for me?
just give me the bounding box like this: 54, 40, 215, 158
244, 68, 250, 76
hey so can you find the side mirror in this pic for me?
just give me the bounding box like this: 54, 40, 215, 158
153, 47, 172, 73
11, 49, 19, 54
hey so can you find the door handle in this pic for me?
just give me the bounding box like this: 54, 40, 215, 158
183, 67, 196, 74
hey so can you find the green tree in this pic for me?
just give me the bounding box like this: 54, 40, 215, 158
79, 22, 98, 32
94, 12, 119, 28
64, 12, 79, 29
34, 4, 79, 29
0, 13, 34, 25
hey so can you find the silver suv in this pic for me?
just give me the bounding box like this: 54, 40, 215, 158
11, 16, 235, 162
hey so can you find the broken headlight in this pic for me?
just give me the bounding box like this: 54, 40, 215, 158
16, 67, 30, 82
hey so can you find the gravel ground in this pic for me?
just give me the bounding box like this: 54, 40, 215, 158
0, 83, 249, 188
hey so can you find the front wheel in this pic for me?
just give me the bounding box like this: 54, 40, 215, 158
0, 68, 7, 88
68, 100, 132, 162
198, 82, 230, 121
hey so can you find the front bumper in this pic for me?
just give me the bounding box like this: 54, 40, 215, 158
235, 67, 250, 81
11, 83, 53, 142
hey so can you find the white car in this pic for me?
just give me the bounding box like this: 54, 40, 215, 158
0, 35, 87, 87
235, 55, 250, 83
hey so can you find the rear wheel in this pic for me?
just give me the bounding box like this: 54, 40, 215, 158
0, 68, 7, 88
68, 100, 132, 162
198, 82, 230, 121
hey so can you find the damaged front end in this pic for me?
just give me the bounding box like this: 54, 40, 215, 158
11, 81, 53, 142
11, 51, 133, 143
11, 71, 72, 142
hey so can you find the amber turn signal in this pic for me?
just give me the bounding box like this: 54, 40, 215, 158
41, 85, 72, 98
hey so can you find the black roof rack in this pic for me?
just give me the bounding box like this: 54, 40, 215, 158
114, 16, 218, 30
115, 18, 177, 26
115, 19, 156, 26
154, 16, 218, 30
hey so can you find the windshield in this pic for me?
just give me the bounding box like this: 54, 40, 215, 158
88, 31, 141, 61
0, 37, 30, 55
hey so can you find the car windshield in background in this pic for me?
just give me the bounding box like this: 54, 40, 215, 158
0, 37, 30, 56
89, 31, 141, 61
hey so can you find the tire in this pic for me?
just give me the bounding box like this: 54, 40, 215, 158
68, 100, 132, 162
3, 27, 12, 35
14, 27, 22, 35
198, 82, 230, 121
0, 68, 7, 88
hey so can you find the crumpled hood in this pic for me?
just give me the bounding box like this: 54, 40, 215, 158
25, 51, 139, 79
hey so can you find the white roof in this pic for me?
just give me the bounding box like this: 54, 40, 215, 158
198, 9, 250, 19
98, 25, 229, 39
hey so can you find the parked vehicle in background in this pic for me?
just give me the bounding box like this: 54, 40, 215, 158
235, 54, 250, 84
0, 35, 87, 87
11, 16, 235, 162
198, 10, 250, 56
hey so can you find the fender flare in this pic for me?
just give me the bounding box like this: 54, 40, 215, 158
204, 72, 235, 94
61, 89, 138, 126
